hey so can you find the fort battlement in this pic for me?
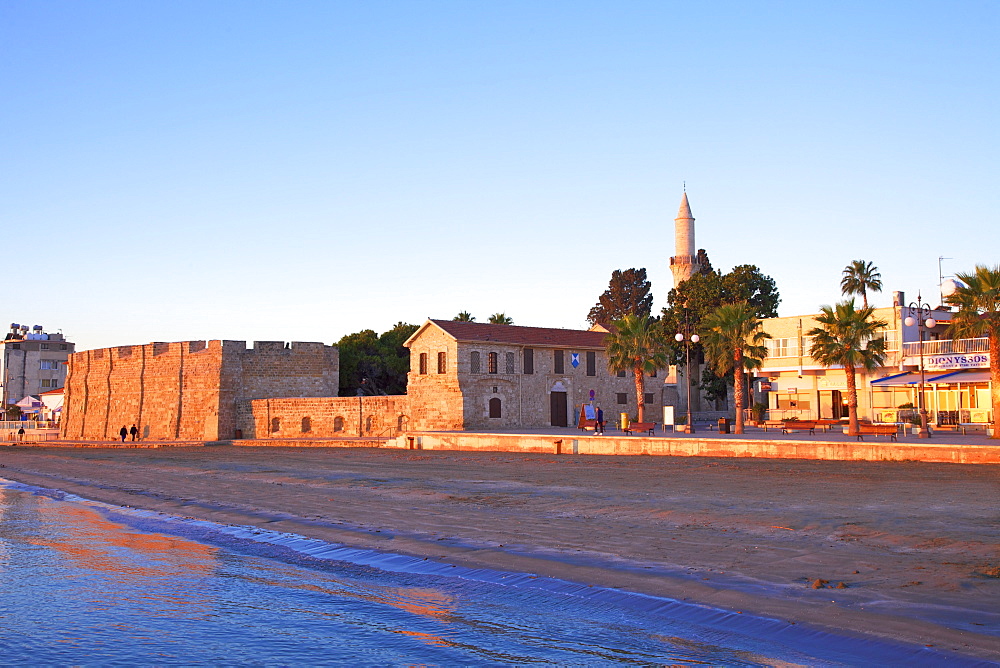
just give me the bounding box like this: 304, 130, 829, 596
62, 339, 339, 441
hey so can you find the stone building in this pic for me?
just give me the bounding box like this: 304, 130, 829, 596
404, 319, 668, 431
1, 323, 74, 409
61, 339, 339, 441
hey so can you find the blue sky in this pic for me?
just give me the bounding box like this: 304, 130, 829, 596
3, 1, 997, 351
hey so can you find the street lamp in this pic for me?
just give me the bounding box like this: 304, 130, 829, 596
903, 292, 936, 439
675, 312, 700, 434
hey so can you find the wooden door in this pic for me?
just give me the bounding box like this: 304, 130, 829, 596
550, 392, 568, 427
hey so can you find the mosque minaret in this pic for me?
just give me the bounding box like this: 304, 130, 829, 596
669, 191, 702, 288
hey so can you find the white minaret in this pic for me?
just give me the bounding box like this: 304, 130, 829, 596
669, 191, 701, 288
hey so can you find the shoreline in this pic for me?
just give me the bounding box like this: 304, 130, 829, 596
1, 445, 998, 660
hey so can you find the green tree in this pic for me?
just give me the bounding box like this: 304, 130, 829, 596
699, 302, 770, 434
659, 263, 780, 396
840, 260, 883, 309
807, 300, 887, 435
588, 268, 654, 326
488, 313, 513, 325
604, 314, 668, 423
337, 322, 419, 396
453, 311, 475, 322
945, 264, 1000, 439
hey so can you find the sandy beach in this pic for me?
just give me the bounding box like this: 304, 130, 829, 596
2, 445, 998, 660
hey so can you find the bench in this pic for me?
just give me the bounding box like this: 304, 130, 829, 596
623, 422, 656, 436
856, 424, 898, 441
761, 420, 784, 432
578, 419, 598, 431
782, 420, 817, 435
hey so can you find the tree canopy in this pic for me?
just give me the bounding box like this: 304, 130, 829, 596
337, 322, 419, 396
453, 311, 475, 322
488, 313, 514, 325
587, 268, 654, 326
840, 260, 882, 309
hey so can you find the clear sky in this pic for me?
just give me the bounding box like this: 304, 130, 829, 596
3, 1, 997, 351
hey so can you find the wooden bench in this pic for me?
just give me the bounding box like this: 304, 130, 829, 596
761, 420, 784, 432
782, 420, 817, 435
856, 424, 898, 441
578, 419, 597, 431
623, 422, 656, 436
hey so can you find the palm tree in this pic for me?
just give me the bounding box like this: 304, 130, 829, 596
453, 311, 475, 322
945, 264, 1000, 439
604, 314, 668, 423
700, 302, 770, 434
488, 313, 513, 325
807, 300, 887, 436
840, 260, 883, 309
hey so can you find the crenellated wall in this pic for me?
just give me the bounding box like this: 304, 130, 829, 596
62, 340, 339, 441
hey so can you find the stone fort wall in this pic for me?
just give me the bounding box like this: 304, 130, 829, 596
62, 340, 339, 441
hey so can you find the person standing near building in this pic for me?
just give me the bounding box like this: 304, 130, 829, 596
129, 424, 138, 441
596, 406, 604, 435
119, 425, 127, 442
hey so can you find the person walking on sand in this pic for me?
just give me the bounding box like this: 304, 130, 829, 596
16, 427, 24, 443
596, 406, 605, 435
120, 426, 128, 442
129, 424, 138, 441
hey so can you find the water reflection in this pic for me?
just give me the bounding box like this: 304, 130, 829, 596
0, 483, 977, 666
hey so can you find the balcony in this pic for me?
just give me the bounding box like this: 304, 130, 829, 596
902, 337, 988, 357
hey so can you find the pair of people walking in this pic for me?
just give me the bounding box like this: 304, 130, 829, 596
119, 424, 139, 442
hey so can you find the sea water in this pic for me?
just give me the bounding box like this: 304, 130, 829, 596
0, 480, 979, 666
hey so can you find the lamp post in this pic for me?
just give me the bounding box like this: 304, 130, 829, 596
904, 293, 936, 439
675, 309, 700, 434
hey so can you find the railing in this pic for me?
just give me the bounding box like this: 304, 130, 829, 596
902, 337, 988, 357
3, 429, 60, 442
0, 420, 59, 430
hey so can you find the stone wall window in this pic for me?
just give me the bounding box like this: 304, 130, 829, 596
365, 416, 374, 433
334, 416, 345, 432
397, 415, 407, 431
471, 351, 481, 374
644, 393, 653, 404
586, 351, 596, 376
505, 352, 516, 374
489, 397, 502, 418
616, 393, 627, 405
270, 417, 281, 433
437, 352, 447, 374
419, 352, 428, 375
488, 352, 498, 374
301, 416, 312, 433
554, 350, 564, 374
523, 348, 534, 374
617, 370, 626, 378
648, 369, 657, 378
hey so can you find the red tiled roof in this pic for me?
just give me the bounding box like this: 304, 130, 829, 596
430, 319, 608, 349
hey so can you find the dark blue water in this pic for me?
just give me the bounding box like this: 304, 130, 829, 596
0, 480, 982, 666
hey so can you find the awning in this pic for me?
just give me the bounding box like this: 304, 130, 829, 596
926, 370, 992, 384
870, 372, 922, 386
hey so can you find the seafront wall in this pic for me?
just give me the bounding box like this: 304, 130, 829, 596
388, 432, 1000, 464
239, 396, 409, 439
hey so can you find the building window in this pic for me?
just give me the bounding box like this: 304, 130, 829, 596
437, 352, 447, 374
40, 360, 60, 370
489, 397, 502, 418
40, 343, 50, 350
586, 351, 596, 376
505, 352, 516, 374
554, 350, 564, 374
60, 344, 67, 350
523, 348, 534, 374
471, 351, 481, 374
419, 352, 428, 375
365, 416, 374, 433
301, 417, 312, 433
616, 393, 628, 405
644, 393, 654, 404
270, 417, 281, 433
334, 416, 345, 432
40, 379, 57, 388
767, 338, 796, 358
617, 370, 626, 378
488, 352, 498, 374
648, 369, 657, 378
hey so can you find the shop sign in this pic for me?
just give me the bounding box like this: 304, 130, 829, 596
925, 353, 990, 370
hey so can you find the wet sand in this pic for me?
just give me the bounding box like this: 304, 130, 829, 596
1, 445, 998, 660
